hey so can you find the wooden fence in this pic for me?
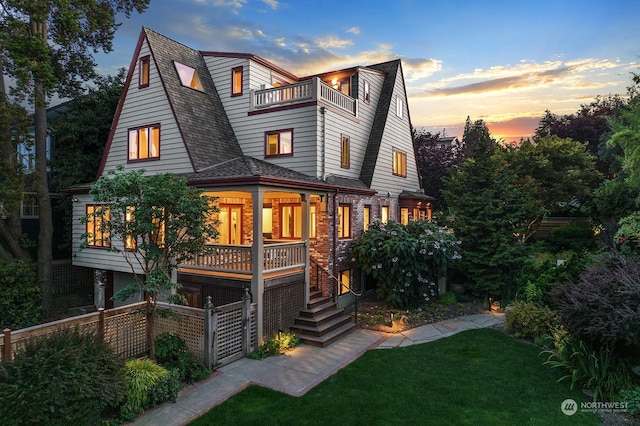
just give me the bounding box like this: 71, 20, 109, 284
1, 295, 257, 370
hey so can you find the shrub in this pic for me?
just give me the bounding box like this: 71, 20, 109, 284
0, 328, 124, 425
504, 301, 559, 340
616, 213, 640, 256
541, 336, 634, 401
546, 223, 598, 252
249, 332, 300, 359
0, 259, 43, 329
349, 220, 461, 308
620, 386, 640, 417
516, 250, 590, 307
121, 358, 180, 418
552, 251, 640, 354
438, 291, 457, 306
154, 333, 210, 383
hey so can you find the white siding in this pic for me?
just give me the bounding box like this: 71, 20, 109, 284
101, 39, 194, 176
323, 69, 385, 180
205, 56, 319, 176
72, 194, 145, 274
369, 66, 421, 196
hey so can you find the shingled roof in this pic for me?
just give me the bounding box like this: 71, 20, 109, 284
359, 59, 402, 188
143, 28, 243, 172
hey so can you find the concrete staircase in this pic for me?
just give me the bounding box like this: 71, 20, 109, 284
290, 292, 358, 347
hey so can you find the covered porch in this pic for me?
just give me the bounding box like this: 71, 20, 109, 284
176, 186, 331, 342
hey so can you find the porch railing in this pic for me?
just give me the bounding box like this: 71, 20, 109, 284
250, 77, 357, 116
179, 242, 306, 275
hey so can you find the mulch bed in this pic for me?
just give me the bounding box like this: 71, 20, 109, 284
349, 296, 488, 333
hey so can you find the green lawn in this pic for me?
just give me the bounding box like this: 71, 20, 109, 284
191, 329, 600, 425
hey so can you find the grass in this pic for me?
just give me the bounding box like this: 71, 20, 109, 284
190, 329, 600, 425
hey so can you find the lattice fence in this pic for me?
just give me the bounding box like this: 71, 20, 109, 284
1, 301, 256, 369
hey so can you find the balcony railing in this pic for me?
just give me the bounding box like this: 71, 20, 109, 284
179, 242, 306, 275
250, 77, 357, 116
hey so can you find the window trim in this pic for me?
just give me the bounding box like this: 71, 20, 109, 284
338, 269, 351, 295
139, 56, 150, 89
86, 204, 111, 249
264, 128, 294, 158
174, 61, 204, 92
363, 80, 370, 104
338, 203, 352, 239
128, 124, 161, 162
363, 205, 371, 231
231, 66, 243, 97
341, 134, 350, 169
392, 148, 407, 177
396, 95, 403, 118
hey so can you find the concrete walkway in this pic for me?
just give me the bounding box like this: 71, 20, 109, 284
132, 312, 505, 425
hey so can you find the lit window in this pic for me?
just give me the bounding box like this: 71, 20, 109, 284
401, 208, 409, 225
363, 205, 371, 231
265, 129, 293, 157
310, 204, 317, 239
151, 209, 166, 248
139, 56, 150, 88
86, 205, 110, 248
125, 206, 136, 250
218, 205, 243, 245
381, 206, 389, 224
338, 204, 351, 239
396, 95, 403, 118
363, 80, 370, 103
393, 148, 407, 177
338, 270, 351, 295
232, 66, 243, 96
128, 125, 160, 161
341, 134, 350, 169
281, 204, 302, 239
174, 62, 204, 91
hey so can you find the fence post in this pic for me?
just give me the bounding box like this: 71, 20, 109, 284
3, 329, 12, 362
242, 287, 252, 354
98, 308, 105, 341
204, 296, 214, 370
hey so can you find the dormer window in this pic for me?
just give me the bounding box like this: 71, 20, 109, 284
174, 62, 204, 91
139, 56, 150, 88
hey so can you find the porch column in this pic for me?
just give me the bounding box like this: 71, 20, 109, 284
251, 188, 265, 343
300, 193, 310, 304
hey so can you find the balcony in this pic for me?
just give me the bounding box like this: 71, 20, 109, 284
249, 77, 357, 116
178, 241, 306, 277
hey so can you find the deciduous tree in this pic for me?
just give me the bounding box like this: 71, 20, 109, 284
83, 168, 219, 359
0, 0, 149, 312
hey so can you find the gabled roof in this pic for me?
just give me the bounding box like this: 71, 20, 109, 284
358, 59, 402, 187
97, 28, 243, 177
143, 28, 243, 171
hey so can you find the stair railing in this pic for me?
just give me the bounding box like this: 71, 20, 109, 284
309, 257, 361, 323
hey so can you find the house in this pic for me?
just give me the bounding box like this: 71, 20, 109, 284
70, 27, 433, 344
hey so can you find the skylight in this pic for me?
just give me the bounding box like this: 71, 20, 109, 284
174, 61, 204, 91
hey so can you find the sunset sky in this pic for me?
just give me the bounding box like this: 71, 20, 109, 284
94, 0, 640, 142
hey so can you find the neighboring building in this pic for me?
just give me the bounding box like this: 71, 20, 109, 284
70, 27, 433, 342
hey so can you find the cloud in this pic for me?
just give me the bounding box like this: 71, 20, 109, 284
413, 58, 625, 98
315, 35, 353, 50
261, 0, 279, 9
346, 27, 360, 35
196, 0, 247, 14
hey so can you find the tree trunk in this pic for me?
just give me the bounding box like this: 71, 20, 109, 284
0, 57, 29, 262
31, 19, 54, 314
146, 297, 156, 360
